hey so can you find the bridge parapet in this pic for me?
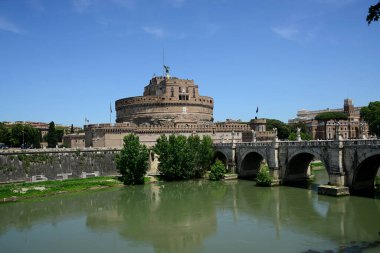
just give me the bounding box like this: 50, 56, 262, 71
343, 139, 380, 146
278, 140, 334, 147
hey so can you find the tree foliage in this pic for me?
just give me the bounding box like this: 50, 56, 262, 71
153, 134, 214, 181
367, 2, 380, 25
315, 112, 348, 122
116, 134, 149, 185
265, 119, 290, 140
360, 101, 380, 136
46, 121, 57, 148
209, 159, 226, 181
288, 122, 312, 140
0, 123, 40, 148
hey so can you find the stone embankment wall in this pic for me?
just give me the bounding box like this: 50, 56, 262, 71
0, 148, 120, 183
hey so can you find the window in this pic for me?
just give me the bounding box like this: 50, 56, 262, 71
171, 87, 174, 97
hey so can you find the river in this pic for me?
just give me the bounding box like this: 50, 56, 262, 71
0, 174, 379, 253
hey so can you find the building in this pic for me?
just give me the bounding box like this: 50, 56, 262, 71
116, 76, 214, 125
289, 99, 369, 140
74, 73, 274, 148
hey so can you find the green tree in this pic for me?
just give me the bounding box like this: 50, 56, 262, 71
360, 101, 380, 136
367, 2, 380, 25
315, 112, 348, 122
46, 121, 57, 148
288, 122, 312, 140
209, 159, 226, 181
315, 112, 348, 139
288, 132, 312, 141
153, 134, 214, 181
265, 119, 290, 139
116, 134, 149, 185
70, 124, 74, 134
9, 124, 24, 147
23, 124, 41, 148
0, 123, 11, 145
55, 127, 65, 143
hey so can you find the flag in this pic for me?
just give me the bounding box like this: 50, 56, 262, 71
110, 103, 112, 113
256, 106, 259, 114
85, 118, 89, 123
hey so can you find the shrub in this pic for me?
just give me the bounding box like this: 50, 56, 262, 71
256, 165, 272, 186
209, 160, 226, 181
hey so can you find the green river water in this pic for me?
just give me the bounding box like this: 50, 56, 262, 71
0, 173, 379, 253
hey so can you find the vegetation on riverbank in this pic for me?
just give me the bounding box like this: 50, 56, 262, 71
256, 165, 272, 186
0, 176, 122, 202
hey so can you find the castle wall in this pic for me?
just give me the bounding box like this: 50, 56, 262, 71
0, 149, 119, 183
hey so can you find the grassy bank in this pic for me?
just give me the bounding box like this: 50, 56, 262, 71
0, 176, 123, 202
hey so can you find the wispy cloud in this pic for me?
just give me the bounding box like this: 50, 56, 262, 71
0, 17, 22, 34
272, 25, 317, 43
28, 0, 45, 12
73, 0, 94, 13
166, 0, 186, 8
72, 0, 134, 13
272, 26, 300, 40
143, 26, 168, 39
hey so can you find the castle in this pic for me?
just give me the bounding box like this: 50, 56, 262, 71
63, 73, 273, 148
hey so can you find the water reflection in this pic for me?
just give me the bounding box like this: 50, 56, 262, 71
0, 181, 379, 253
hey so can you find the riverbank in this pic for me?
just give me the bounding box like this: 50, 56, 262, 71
0, 176, 123, 202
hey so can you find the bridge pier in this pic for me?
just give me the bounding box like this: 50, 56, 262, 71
318, 172, 350, 196
270, 168, 281, 186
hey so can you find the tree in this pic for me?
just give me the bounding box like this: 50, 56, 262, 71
265, 119, 290, 140
116, 134, 149, 185
70, 124, 74, 134
288, 122, 312, 141
0, 123, 10, 145
55, 127, 65, 143
315, 112, 348, 139
315, 112, 348, 122
367, 2, 380, 25
153, 134, 214, 181
46, 121, 57, 148
360, 101, 380, 136
209, 159, 226, 181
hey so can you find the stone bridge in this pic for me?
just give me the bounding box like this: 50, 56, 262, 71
214, 139, 380, 195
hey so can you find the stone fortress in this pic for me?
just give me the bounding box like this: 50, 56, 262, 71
64, 69, 274, 148
115, 76, 214, 125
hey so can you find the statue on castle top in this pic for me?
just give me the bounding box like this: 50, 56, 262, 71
164, 65, 170, 79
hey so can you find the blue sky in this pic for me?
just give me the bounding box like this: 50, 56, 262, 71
0, 0, 379, 127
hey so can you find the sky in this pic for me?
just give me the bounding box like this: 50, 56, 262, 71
0, 0, 379, 127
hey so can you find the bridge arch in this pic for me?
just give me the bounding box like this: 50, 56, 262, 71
239, 151, 266, 178
214, 151, 228, 169
351, 151, 380, 195
284, 150, 328, 184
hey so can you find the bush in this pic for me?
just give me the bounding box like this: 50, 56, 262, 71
209, 160, 226, 181
256, 165, 272, 186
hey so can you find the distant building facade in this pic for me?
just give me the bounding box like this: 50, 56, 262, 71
289, 99, 369, 140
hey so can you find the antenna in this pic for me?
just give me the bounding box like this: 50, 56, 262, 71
162, 48, 165, 77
